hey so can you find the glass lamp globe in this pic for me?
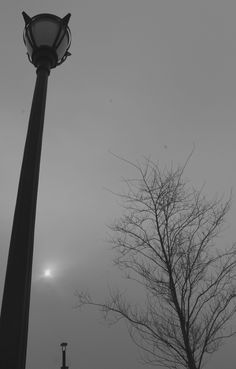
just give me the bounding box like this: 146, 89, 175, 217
22, 12, 71, 69
61, 342, 68, 351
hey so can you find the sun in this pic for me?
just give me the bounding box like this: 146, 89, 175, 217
43, 269, 52, 278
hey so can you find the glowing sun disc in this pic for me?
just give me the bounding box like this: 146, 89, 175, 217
44, 269, 52, 278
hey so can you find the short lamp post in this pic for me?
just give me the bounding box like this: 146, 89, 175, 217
0, 12, 71, 369
61, 342, 69, 369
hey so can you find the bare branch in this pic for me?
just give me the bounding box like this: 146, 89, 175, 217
77, 158, 236, 369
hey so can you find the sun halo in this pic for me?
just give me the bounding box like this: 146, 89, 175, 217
43, 269, 52, 278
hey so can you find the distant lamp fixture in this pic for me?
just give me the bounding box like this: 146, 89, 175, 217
61, 342, 69, 369
22, 11, 71, 69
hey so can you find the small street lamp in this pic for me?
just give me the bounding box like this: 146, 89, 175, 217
0, 12, 71, 369
61, 342, 69, 369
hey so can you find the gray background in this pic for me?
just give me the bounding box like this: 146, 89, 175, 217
0, 1, 236, 368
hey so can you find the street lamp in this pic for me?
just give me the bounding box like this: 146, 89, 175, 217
0, 12, 71, 369
23, 12, 71, 68
61, 342, 69, 369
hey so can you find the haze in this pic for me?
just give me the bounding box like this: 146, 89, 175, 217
0, 1, 236, 368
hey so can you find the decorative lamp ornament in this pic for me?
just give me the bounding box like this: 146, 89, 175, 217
22, 11, 71, 69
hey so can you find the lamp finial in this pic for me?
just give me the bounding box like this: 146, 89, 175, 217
22, 11, 31, 25
62, 13, 71, 26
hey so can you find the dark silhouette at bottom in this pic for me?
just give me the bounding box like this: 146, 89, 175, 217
61, 342, 69, 369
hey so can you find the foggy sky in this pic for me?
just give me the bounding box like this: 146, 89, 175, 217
0, 1, 236, 368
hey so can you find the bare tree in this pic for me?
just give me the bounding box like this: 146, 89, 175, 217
77, 158, 236, 369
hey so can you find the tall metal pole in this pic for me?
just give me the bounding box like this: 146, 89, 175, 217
0, 60, 50, 369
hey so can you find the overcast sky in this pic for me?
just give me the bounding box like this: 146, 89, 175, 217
1, 1, 236, 368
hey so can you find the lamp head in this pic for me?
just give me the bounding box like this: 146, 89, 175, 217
22, 12, 71, 69
60, 342, 68, 351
